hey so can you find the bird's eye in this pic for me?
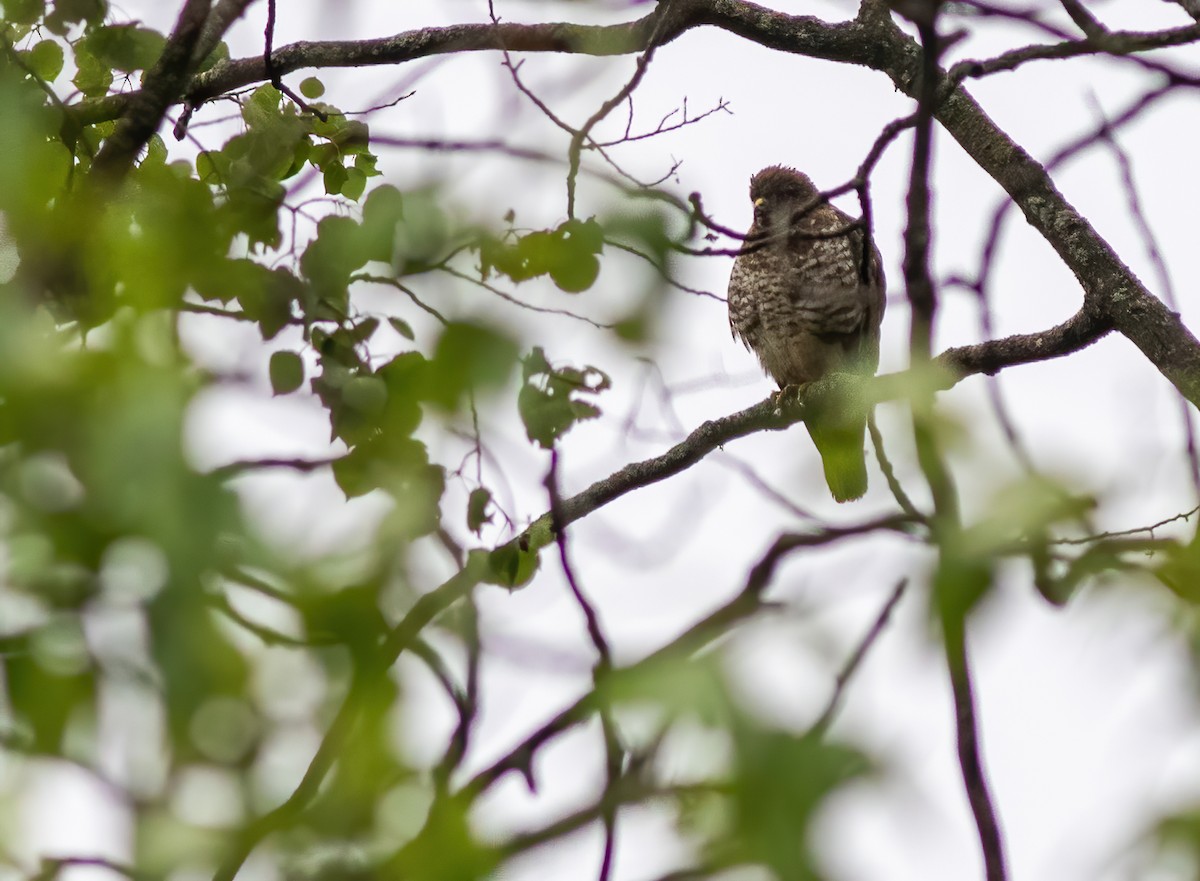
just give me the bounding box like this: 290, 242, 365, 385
753, 197, 767, 208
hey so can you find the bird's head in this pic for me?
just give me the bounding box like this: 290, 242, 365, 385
748, 165, 821, 236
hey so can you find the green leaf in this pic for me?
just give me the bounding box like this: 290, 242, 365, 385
323, 160, 349, 195
391, 190, 448, 271
195, 260, 300, 340
376, 351, 425, 438
486, 541, 540, 588
241, 83, 282, 130
467, 488, 492, 536
47, 0, 104, 29
269, 350, 305, 395
300, 214, 369, 315
479, 217, 604, 291
517, 348, 610, 448
82, 24, 166, 73
361, 184, 404, 262
342, 375, 388, 416
4, 622, 95, 753
425, 322, 520, 412
195, 39, 229, 74
27, 40, 64, 81
355, 152, 381, 178
72, 43, 114, 98
341, 166, 367, 201
387, 316, 415, 341
549, 251, 599, 293
149, 590, 248, 755
3, 0, 45, 25
308, 141, 339, 171
331, 438, 444, 537
606, 651, 731, 725
331, 119, 370, 152
390, 794, 498, 881
722, 726, 872, 880
142, 133, 168, 166
346, 316, 380, 345
299, 76, 325, 99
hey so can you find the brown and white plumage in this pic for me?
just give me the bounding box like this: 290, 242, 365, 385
727, 165, 886, 502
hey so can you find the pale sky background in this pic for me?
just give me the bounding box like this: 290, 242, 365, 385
9, 1, 1200, 880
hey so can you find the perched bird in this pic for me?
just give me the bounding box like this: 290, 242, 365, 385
727, 165, 886, 502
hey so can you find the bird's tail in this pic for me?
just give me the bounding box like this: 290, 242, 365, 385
807, 419, 868, 503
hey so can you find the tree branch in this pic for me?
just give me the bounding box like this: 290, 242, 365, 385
90, 0, 214, 182
68, 0, 1200, 409
497, 311, 1111, 566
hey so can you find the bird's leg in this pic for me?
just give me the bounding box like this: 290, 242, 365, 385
773, 382, 809, 414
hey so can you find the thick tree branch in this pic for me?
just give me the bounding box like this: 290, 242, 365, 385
193, 0, 258, 65
499, 312, 1110, 564
89, 0, 214, 182
71, 3, 1199, 125
68, 0, 1200, 407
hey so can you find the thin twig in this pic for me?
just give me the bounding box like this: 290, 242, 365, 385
546, 450, 622, 881
867, 412, 922, 520
944, 617, 1008, 881
809, 579, 909, 737
1090, 102, 1200, 500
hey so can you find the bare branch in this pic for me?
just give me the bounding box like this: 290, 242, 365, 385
498, 309, 1111, 566
945, 620, 1008, 881
466, 515, 918, 799
809, 578, 909, 737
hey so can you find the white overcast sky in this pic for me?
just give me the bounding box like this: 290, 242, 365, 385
14, 1, 1200, 881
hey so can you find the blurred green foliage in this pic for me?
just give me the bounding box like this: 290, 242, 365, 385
0, 8, 690, 879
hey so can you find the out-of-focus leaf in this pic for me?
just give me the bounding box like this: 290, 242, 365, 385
331, 436, 444, 536
80, 24, 166, 73
323, 160, 349, 195
4, 621, 95, 753
388, 794, 498, 881
391, 190, 448, 272
301, 213, 369, 314
300, 583, 388, 650
148, 590, 248, 759
1156, 528, 1200, 603
27, 40, 65, 81
467, 488, 492, 536
47, 0, 104, 30
72, 42, 114, 97
606, 652, 731, 726
517, 347, 609, 448
269, 350, 305, 395
388, 316, 415, 341
3, 0, 45, 26
361, 184, 404, 262
479, 217, 604, 292
342, 374, 388, 416
299, 76, 325, 99
718, 726, 872, 880
485, 540, 539, 588
424, 322, 519, 412
195, 39, 229, 74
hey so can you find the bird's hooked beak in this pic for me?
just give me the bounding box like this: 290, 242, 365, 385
752, 196, 768, 226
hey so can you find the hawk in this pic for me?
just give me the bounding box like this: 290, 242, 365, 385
727, 165, 886, 502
